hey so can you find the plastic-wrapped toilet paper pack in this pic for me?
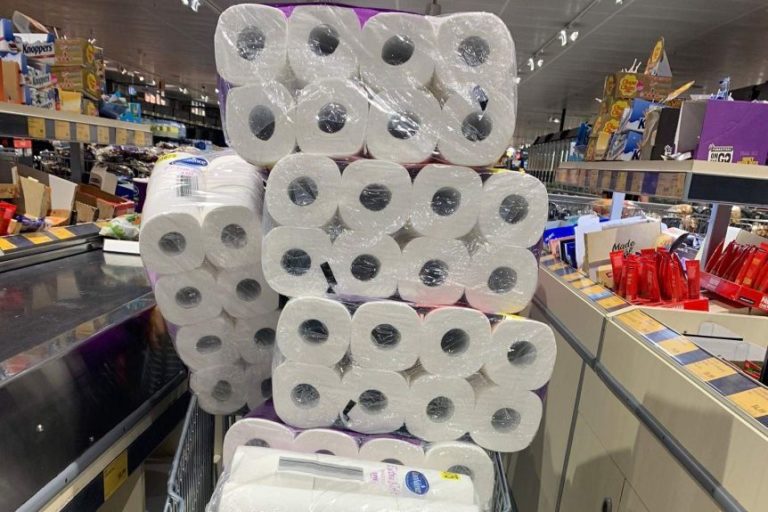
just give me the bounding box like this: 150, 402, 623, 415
399, 237, 470, 306
175, 315, 240, 371
273, 361, 346, 428
233, 311, 280, 364
341, 367, 408, 433
329, 231, 402, 299
421, 307, 492, 378
484, 317, 557, 391
262, 226, 333, 297
246, 361, 274, 412
223, 417, 296, 468
358, 436, 425, 468
464, 245, 538, 314
276, 296, 352, 367
154, 266, 222, 326
405, 371, 475, 442
191, 364, 247, 416
360, 12, 437, 89
214, 4, 288, 86
350, 300, 421, 371
217, 265, 279, 318
295, 78, 369, 157
424, 441, 495, 511
338, 159, 413, 234
225, 82, 296, 167
286, 5, 361, 87
293, 428, 360, 459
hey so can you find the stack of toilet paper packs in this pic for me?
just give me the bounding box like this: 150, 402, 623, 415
140, 151, 280, 415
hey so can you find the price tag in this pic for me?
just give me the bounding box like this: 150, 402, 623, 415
685, 358, 736, 382
134, 131, 147, 146
27, 117, 46, 138
54, 121, 71, 141
97, 126, 110, 144
617, 310, 665, 335
115, 128, 128, 145
24, 233, 52, 245
549, 262, 568, 271
657, 337, 699, 357
562, 272, 584, 282
49, 227, 75, 240
729, 388, 768, 419
0, 237, 16, 251
103, 451, 128, 500
76, 123, 91, 142
571, 278, 595, 289
597, 295, 626, 309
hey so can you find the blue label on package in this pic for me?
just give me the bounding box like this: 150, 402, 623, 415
172, 157, 208, 167
405, 471, 429, 495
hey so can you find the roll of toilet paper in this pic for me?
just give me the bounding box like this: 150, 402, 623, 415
338, 159, 413, 234
190, 364, 247, 415
214, 4, 288, 86
330, 231, 401, 299
233, 311, 281, 365
360, 12, 437, 89
484, 318, 557, 391
202, 183, 263, 269
350, 300, 420, 371
245, 361, 274, 411
276, 297, 351, 367
366, 88, 441, 164
175, 315, 239, 371
434, 13, 515, 91
225, 82, 295, 167
217, 265, 279, 318
265, 153, 341, 228
410, 164, 482, 239
358, 437, 425, 468
286, 5, 361, 86
154, 267, 222, 326
341, 367, 408, 434
421, 307, 492, 378
464, 245, 537, 314
293, 428, 360, 458
222, 418, 296, 468
262, 227, 333, 297
478, 171, 548, 248
273, 362, 345, 428
469, 377, 542, 452
399, 237, 470, 306
405, 372, 474, 442
438, 89, 516, 167
295, 79, 368, 157
424, 441, 494, 511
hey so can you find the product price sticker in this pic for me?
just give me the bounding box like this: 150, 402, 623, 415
685, 357, 737, 382
657, 337, 699, 357
728, 388, 768, 420
616, 310, 666, 336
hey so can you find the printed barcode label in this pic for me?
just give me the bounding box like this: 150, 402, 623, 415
278, 457, 364, 481
176, 173, 199, 197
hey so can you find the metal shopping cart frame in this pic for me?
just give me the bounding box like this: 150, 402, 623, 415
165, 396, 517, 512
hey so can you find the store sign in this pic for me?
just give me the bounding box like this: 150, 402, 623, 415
707, 144, 734, 163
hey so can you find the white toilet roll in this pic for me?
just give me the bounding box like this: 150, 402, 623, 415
295, 78, 368, 157
214, 4, 288, 86
273, 362, 345, 428
286, 5, 361, 86
341, 367, 408, 434
262, 226, 333, 297
421, 307, 492, 378
478, 171, 548, 248
360, 12, 437, 89
222, 418, 296, 468
202, 200, 263, 269
358, 437, 425, 468
174, 315, 239, 371
330, 231, 401, 299
225, 82, 295, 167
484, 318, 557, 391
434, 13, 516, 91
409, 164, 482, 239
190, 364, 247, 415
338, 159, 413, 234
438, 89, 516, 167
293, 428, 360, 458
277, 297, 351, 367
424, 441, 494, 511
265, 153, 341, 228
405, 372, 474, 442
366, 88, 441, 164
154, 267, 222, 326
469, 377, 542, 452
464, 245, 537, 314
350, 300, 420, 371
217, 265, 280, 318
399, 237, 470, 306
233, 311, 281, 365
245, 361, 274, 411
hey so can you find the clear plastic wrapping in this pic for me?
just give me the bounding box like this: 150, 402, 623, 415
262, 158, 547, 312
215, 4, 518, 167
139, 150, 280, 415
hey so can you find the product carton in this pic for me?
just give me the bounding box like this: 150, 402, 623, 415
583, 221, 662, 280
75, 184, 134, 222
54, 38, 96, 68
52, 65, 100, 99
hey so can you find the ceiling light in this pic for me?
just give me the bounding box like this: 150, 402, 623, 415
121, 67, 127, 75
570, 30, 579, 42
215, 88, 219, 94
537, 58, 544, 68
150, 79, 156, 86
513, 76, 521, 84
559, 30, 567, 46
138, 75, 144, 82
527, 57, 535, 71
616, 0, 623, 4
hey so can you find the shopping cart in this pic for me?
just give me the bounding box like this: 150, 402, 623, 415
165, 396, 516, 512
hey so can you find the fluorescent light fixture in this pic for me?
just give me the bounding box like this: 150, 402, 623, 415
570, 30, 579, 42
559, 30, 567, 46
528, 57, 535, 71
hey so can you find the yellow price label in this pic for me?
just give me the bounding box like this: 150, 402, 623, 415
0, 237, 16, 251
572, 278, 595, 289
49, 227, 75, 240
134, 131, 148, 146
115, 128, 128, 145
540, 254, 555, 263
76, 123, 91, 142
582, 285, 608, 296
97, 126, 110, 144
729, 388, 768, 419
597, 295, 627, 309
103, 450, 128, 500
562, 272, 584, 282
27, 117, 46, 138
685, 358, 737, 382
24, 233, 52, 245
657, 337, 699, 357
617, 310, 665, 335
440, 471, 461, 480
549, 262, 568, 271
54, 120, 71, 141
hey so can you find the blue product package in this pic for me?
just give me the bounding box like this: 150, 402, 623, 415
0, 19, 13, 42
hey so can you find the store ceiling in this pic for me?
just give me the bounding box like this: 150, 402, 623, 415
3, 0, 767, 144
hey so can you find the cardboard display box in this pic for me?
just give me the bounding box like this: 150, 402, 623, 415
54, 38, 96, 68
0, 59, 22, 103
583, 221, 662, 279
605, 72, 672, 102
75, 183, 134, 222
59, 89, 98, 115
52, 66, 100, 99
0, 162, 77, 225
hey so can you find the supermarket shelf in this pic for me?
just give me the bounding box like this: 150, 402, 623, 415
556, 160, 768, 207
0, 103, 153, 146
